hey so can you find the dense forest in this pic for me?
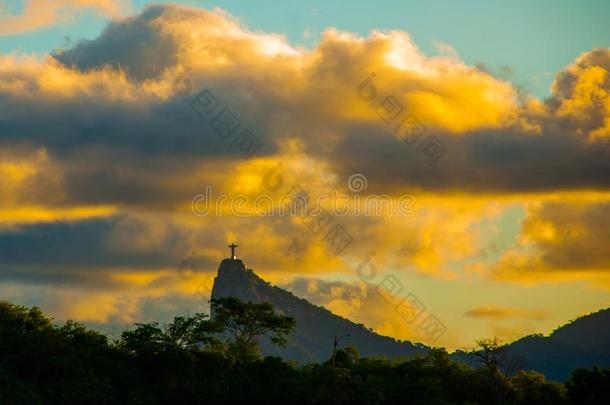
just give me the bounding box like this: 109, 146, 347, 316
1, 299, 609, 404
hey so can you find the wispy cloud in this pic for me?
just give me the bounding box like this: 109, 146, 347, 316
0, 0, 131, 35
464, 304, 550, 321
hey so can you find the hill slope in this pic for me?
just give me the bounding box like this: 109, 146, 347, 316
210, 257, 610, 377
452, 309, 610, 381
504, 309, 610, 381
210, 258, 429, 363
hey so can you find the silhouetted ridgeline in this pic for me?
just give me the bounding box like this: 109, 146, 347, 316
213, 258, 610, 381
452, 309, 610, 381
1, 258, 610, 403
211, 258, 429, 363
0, 298, 610, 405
2, 298, 610, 403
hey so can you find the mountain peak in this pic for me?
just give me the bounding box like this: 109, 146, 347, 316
210, 256, 428, 363
217, 257, 247, 275
209, 254, 610, 375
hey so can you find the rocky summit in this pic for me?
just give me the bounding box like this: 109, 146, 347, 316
210, 255, 610, 379
210, 257, 429, 364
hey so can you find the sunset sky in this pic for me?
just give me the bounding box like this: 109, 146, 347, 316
1, 0, 609, 349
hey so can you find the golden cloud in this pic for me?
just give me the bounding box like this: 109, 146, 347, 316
463, 304, 550, 321
0, 0, 131, 35
489, 196, 610, 288
1, 4, 609, 347
550, 48, 610, 141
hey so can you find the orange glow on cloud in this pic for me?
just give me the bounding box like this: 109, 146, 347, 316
0, 0, 131, 35
0, 4, 609, 348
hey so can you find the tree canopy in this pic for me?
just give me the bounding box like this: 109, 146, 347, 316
0, 300, 608, 404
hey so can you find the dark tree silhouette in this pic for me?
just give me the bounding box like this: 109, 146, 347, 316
2, 300, 608, 404
469, 337, 523, 405
566, 367, 610, 405
209, 297, 296, 359
119, 313, 219, 354
511, 370, 566, 405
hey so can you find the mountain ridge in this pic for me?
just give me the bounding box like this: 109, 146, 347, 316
210, 257, 610, 379
210, 258, 429, 363
499, 308, 610, 380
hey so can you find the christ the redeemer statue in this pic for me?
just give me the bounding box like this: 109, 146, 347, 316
228, 243, 238, 260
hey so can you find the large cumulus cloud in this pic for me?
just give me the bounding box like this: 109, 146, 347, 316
1, 4, 609, 344
491, 199, 610, 286
0, 4, 608, 208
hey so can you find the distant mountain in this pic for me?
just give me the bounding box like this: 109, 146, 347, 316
503, 309, 610, 381
210, 256, 610, 377
452, 309, 610, 381
551, 308, 610, 354
210, 258, 430, 363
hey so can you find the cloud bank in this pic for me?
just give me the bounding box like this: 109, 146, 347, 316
1, 3, 609, 346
